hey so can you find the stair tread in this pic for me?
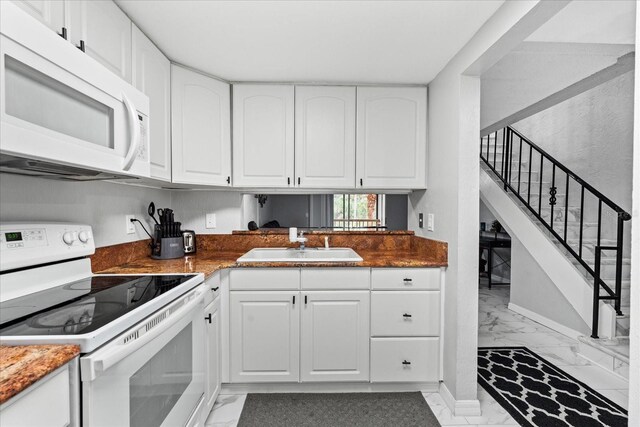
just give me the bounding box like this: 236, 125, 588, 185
578, 335, 630, 362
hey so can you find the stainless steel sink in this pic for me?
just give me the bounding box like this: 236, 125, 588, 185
236, 247, 363, 263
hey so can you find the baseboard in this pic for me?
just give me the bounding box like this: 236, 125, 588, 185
220, 382, 439, 394
508, 302, 583, 340
439, 382, 481, 416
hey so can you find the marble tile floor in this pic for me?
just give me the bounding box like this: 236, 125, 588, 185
204, 285, 629, 426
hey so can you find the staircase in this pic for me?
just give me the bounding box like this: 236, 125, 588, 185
480, 126, 631, 378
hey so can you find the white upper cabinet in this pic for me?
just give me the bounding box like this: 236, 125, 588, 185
132, 25, 171, 181
295, 86, 356, 188
356, 87, 427, 189
68, 0, 132, 83
233, 85, 295, 188
171, 65, 231, 186
11, 0, 65, 34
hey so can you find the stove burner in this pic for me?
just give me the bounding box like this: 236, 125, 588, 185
27, 301, 126, 330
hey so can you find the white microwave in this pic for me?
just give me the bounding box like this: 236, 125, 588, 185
0, 2, 150, 179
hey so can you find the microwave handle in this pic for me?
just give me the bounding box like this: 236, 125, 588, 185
81, 286, 205, 381
122, 93, 141, 171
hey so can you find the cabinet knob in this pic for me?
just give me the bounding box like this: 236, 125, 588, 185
402, 360, 411, 365
402, 313, 412, 318
77, 40, 86, 52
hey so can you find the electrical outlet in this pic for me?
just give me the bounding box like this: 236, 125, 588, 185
126, 215, 136, 234
206, 213, 217, 229
427, 213, 435, 232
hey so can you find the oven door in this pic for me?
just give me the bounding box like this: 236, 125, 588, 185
81, 285, 206, 427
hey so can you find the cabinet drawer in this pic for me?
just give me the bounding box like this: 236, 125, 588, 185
371, 268, 440, 290
204, 272, 221, 305
371, 338, 439, 382
230, 268, 300, 290
371, 291, 440, 336
301, 268, 369, 290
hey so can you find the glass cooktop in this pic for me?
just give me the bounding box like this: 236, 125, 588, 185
0, 275, 196, 336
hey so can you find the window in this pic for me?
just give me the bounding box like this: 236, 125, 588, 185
333, 194, 385, 230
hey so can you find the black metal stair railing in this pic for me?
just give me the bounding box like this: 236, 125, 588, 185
480, 126, 631, 338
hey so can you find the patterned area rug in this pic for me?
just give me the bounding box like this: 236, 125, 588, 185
237, 392, 441, 427
478, 347, 628, 427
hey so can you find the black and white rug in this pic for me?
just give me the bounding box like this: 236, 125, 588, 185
478, 347, 628, 427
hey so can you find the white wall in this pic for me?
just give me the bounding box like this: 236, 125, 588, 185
0, 174, 256, 246
0, 174, 171, 247
512, 71, 634, 212
627, 4, 640, 424
170, 190, 255, 235
510, 236, 590, 335
481, 42, 633, 130
409, 0, 569, 412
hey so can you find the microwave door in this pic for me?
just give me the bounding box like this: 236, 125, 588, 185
81, 288, 205, 427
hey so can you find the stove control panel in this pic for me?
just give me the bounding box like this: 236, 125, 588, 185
0, 223, 95, 272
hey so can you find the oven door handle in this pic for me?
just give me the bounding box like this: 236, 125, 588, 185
81, 287, 205, 381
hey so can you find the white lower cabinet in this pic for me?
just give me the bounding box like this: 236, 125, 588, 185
204, 296, 221, 413
0, 361, 78, 427
230, 291, 300, 383
370, 338, 439, 383
300, 291, 370, 382
227, 267, 442, 386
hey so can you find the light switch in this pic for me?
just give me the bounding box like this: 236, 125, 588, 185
427, 213, 435, 231
205, 213, 217, 229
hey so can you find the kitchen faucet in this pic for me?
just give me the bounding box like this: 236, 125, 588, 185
288, 227, 308, 250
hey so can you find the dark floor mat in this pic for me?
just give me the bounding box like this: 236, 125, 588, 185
237, 391, 441, 427
478, 347, 628, 427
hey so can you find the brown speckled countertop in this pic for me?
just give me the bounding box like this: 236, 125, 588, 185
0, 345, 79, 404
94, 232, 447, 278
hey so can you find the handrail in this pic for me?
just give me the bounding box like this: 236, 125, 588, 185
508, 127, 630, 219
480, 126, 630, 339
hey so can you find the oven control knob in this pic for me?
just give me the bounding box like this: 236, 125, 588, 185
62, 232, 76, 245
78, 231, 90, 243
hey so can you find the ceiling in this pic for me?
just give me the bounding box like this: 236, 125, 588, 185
116, 0, 503, 84
526, 0, 636, 45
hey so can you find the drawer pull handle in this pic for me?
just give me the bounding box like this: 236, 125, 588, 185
402, 360, 411, 365
205, 313, 212, 324
402, 313, 412, 318
403, 278, 413, 284
211, 287, 219, 291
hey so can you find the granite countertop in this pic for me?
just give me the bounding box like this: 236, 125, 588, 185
0, 345, 80, 404
97, 248, 447, 278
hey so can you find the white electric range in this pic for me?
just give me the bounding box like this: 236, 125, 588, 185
0, 223, 206, 427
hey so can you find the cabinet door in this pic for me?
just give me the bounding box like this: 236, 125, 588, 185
11, 0, 65, 34
204, 297, 221, 412
171, 65, 231, 186
68, 0, 132, 82
230, 291, 300, 382
356, 87, 427, 189
300, 291, 370, 382
132, 25, 171, 181
295, 86, 356, 188
232, 85, 294, 187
